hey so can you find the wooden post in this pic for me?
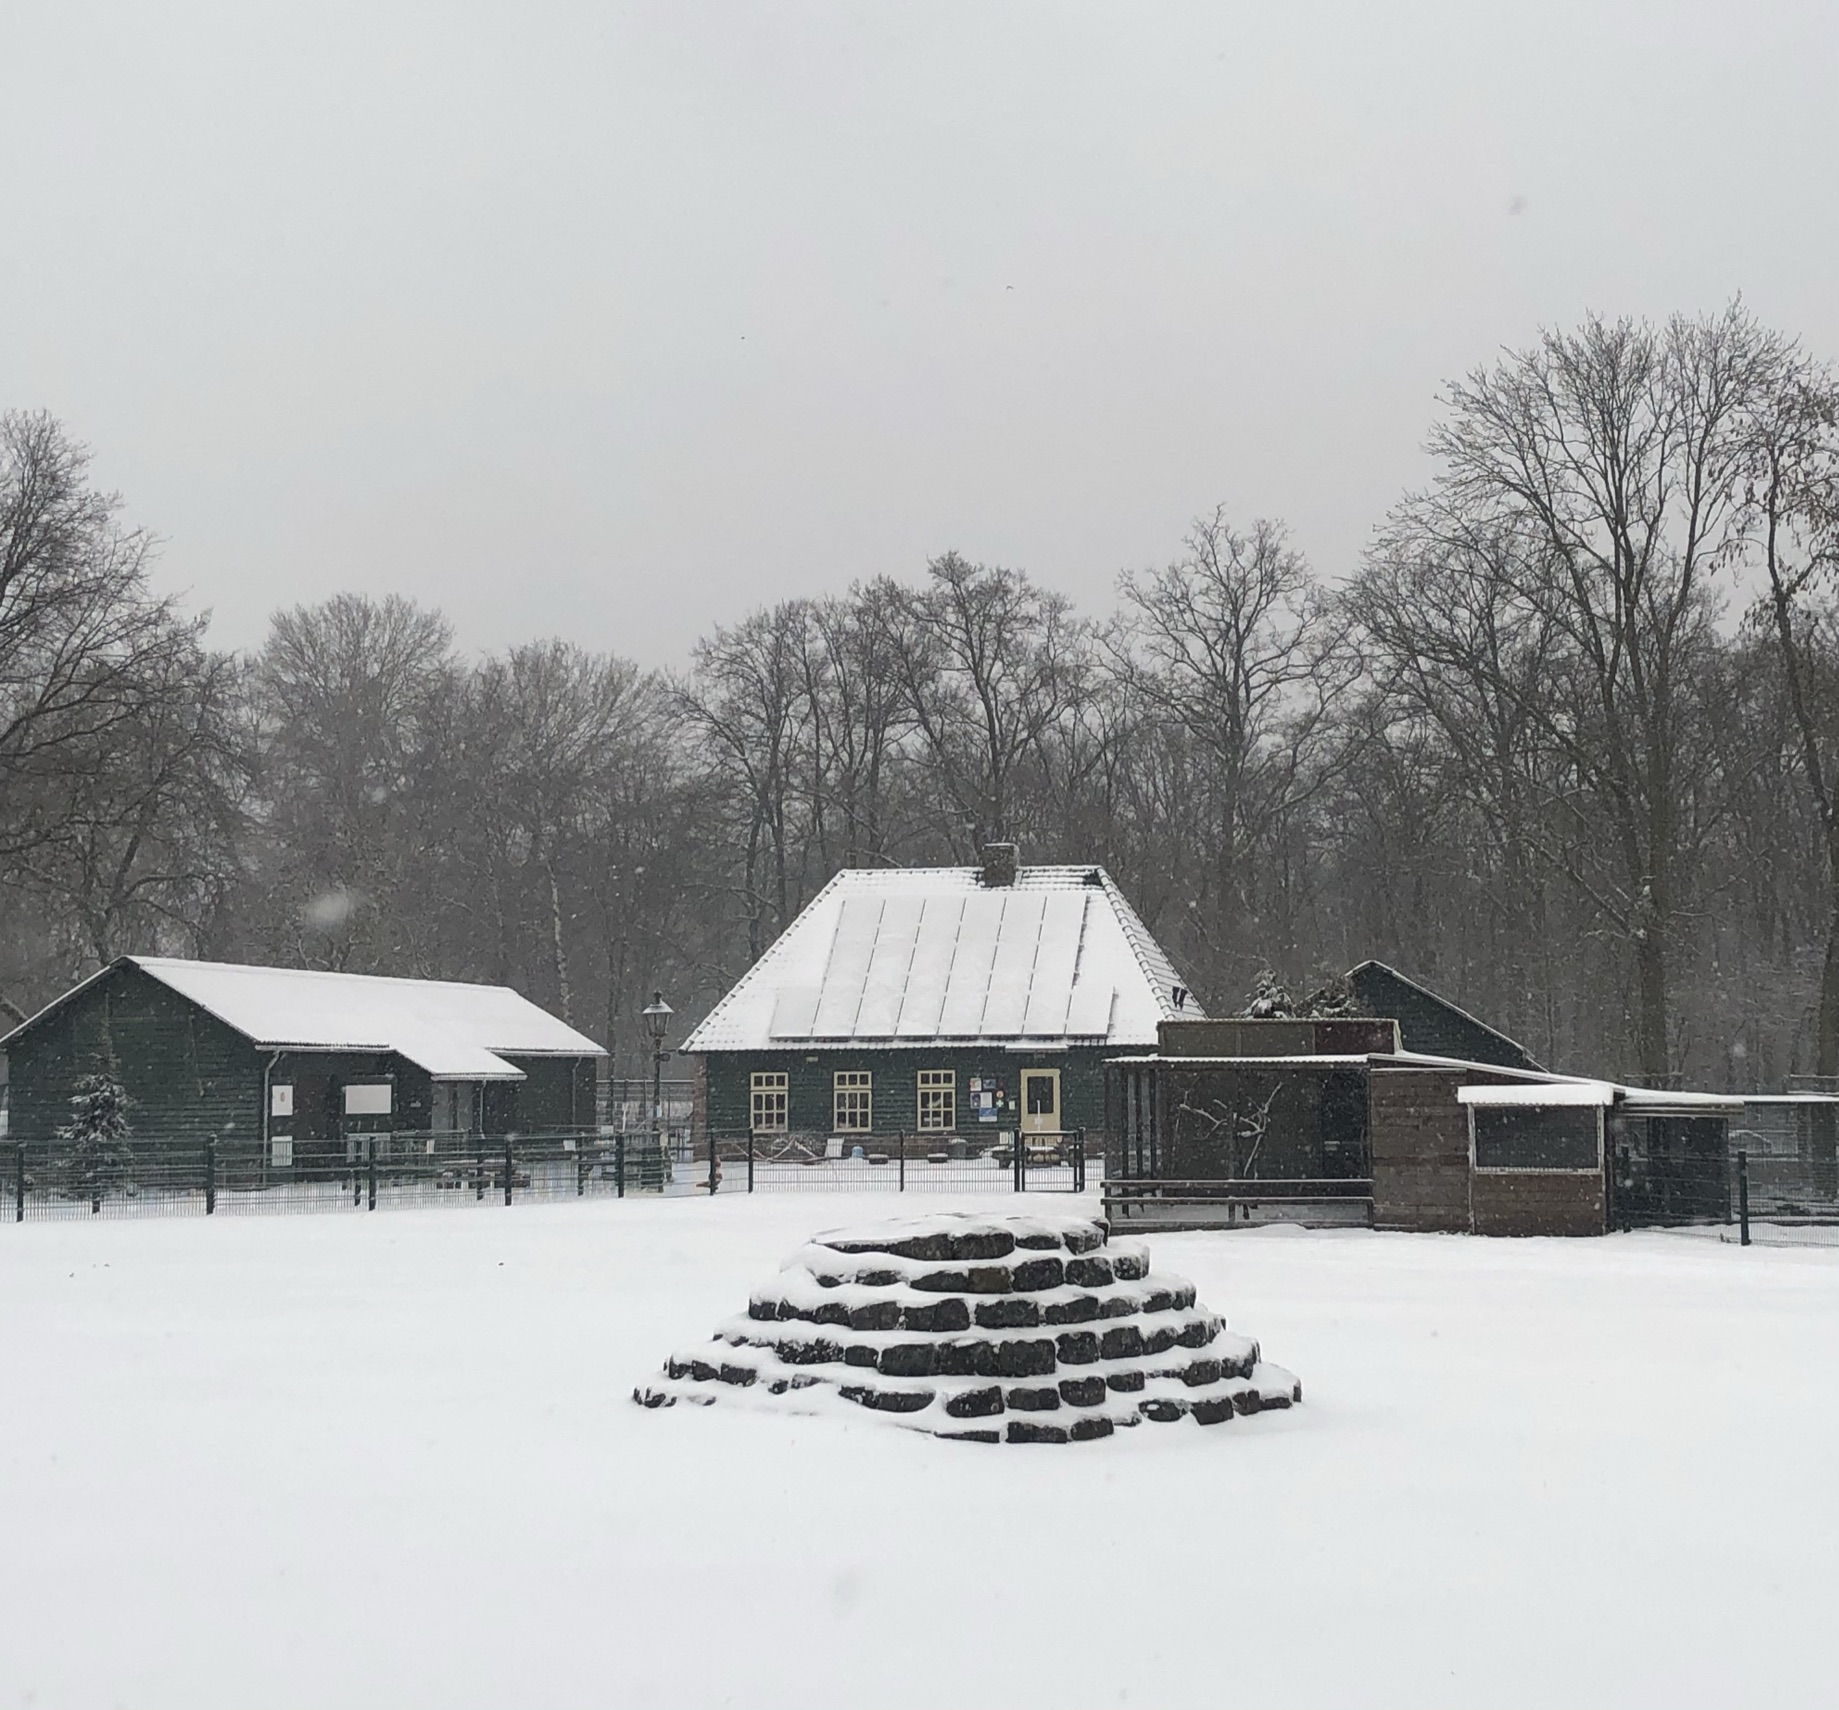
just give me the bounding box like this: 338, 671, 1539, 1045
366, 1139, 377, 1211
504, 1134, 515, 1206
1738, 1148, 1751, 1247
205, 1138, 217, 1216
898, 1131, 906, 1192
1013, 1132, 1023, 1193
15, 1141, 25, 1222
747, 1129, 755, 1194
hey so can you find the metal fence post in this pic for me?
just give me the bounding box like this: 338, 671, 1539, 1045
504, 1134, 515, 1207
577, 1140, 587, 1198
708, 1127, 719, 1196
616, 1134, 626, 1198
475, 1131, 485, 1201
747, 1129, 755, 1194
204, 1138, 217, 1215
1074, 1129, 1085, 1194
898, 1131, 906, 1192
13, 1142, 23, 1223
1013, 1132, 1023, 1193
366, 1140, 377, 1211
1738, 1148, 1751, 1247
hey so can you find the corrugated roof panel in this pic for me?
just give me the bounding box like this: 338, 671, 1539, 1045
936, 892, 1005, 1035
1022, 892, 1086, 1035
853, 896, 924, 1036
810, 895, 882, 1037
980, 892, 1045, 1036
892, 895, 961, 1037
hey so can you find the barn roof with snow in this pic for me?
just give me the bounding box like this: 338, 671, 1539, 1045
1, 955, 605, 1081
684, 859, 1200, 1054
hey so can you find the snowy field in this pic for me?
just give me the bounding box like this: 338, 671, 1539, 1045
2, 1195, 1836, 1710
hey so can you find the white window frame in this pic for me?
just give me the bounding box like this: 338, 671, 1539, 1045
750, 1071, 789, 1133
916, 1070, 956, 1132
833, 1070, 873, 1134
1468, 1106, 1604, 1174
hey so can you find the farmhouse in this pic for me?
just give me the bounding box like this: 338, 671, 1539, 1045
684, 846, 1198, 1153
0, 956, 605, 1176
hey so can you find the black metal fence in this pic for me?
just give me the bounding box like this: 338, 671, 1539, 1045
709, 1129, 1088, 1195
4, 1125, 1089, 1223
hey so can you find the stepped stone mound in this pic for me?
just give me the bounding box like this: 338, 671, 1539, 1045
633, 1211, 1301, 1443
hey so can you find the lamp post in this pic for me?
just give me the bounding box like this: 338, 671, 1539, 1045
642, 992, 672, 1191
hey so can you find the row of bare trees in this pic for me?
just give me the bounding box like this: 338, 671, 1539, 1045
3, 302, 1836, 1084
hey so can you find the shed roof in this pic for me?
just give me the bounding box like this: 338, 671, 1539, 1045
684, 865, 1198, 1053
1, 956, 605, 1082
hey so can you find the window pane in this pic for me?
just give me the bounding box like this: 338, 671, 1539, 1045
1474, 1107, 1599, 1170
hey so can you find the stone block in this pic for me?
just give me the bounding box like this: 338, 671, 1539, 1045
717, 1362, 758, 1387
938, 1429, 1002, 1444
1140, 1397, 1189, 1423
1105, 1369, 1145, 1393
1064, 1256, 1114, 1288
839, 1383, 935, 1414
1099, 1324, 1145, 1361
993, 1337, 1057, 1378
849, 1299, 903, 1332
844, 1343, 878, 1368
1181, 1357, 1223, 1387
1053, 1330, 1100, 1365
1190, 1396, 1236, 1426
1006, 1421, 1071, 1444
902, 1297, 971, 1334
1068, 1415, 1115, 1441
1177, 1315, 1219, 1349
944, 1385, 1004, 1418
1010, 1256, 1066, 1292
1098, 1294, 1137, 1320
1140, 1322, 1179, 1356
1058, 1376, 1107, 1407
975, 1296, 1040, 1330
1108, 1242, 1150, 1280
1005, 1385, 1060, 1411
1062, 1224, 1106, 1254
1141, 1286, 1175, 1313
967, 1265, 1014, 1294
878, 1342, 938, 1378
910, 1268, 972, 1294
934, 1339, 997, 1378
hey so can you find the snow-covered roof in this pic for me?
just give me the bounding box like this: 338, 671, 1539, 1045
2, 956, 604, 1082
684, 865, 1199, 1053
1459, 1081, 1616, 1107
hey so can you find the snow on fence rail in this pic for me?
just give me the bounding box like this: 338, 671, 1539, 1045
2, 1127, 1093, 1223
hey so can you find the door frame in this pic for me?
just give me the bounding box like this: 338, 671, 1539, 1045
1020, 1068, 1062, 1135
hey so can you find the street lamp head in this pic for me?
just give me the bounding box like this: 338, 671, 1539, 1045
642, 991, 673, 1044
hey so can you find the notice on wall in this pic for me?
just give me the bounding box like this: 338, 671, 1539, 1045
343, 1083, 393, 1116
270, 1083, 293, 1118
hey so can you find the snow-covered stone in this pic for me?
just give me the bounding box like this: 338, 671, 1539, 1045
633, 1211, 1301, 1441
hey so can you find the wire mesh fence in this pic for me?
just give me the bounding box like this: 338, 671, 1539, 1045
1613, 1144, 1839, 1248
3, 1126, 1090, 1224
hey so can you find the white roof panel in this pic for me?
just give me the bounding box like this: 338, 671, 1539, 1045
684, 864, 1200, 1052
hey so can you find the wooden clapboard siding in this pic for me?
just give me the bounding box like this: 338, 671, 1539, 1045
1471, 1170, 1605, 1237
1369, 1069, 1471, 1232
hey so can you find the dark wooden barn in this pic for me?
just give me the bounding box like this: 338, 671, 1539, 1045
0, 956, 605, 1180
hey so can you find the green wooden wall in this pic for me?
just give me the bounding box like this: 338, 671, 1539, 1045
7, 963, 264, 1151
698, 1047, 1110, 1137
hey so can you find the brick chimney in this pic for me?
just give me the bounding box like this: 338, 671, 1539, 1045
980, 842, 1018, 887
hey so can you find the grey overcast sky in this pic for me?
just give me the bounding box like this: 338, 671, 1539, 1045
3, 2, 1836, 665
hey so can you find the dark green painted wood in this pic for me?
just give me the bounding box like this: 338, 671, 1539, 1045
697, 1047, 1111, 1137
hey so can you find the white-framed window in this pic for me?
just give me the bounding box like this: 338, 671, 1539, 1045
750, 1071, 789, 1133
833, 1070, 873, 1133
916, 1069, 956, 1131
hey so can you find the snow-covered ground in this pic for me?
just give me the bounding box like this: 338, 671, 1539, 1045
2, 1194, 1835, 1709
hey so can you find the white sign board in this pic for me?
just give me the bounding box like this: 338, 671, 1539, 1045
343, 1083, 393, 1116
270, 1084, 293, 1117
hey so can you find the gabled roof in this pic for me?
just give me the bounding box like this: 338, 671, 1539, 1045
0, 956, 605, 1082
684, 864, 1200, 1053
1346, 959, 1543, 1073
